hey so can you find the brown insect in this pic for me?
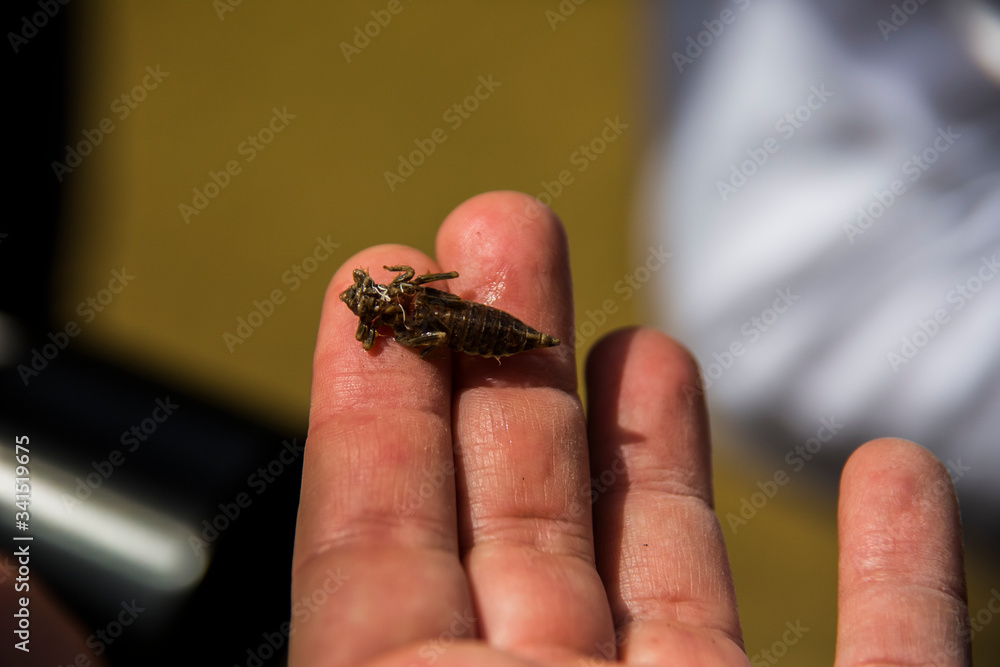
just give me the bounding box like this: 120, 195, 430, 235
339, 265, 560, 358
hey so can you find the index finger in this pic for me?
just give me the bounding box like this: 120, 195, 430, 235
290, 246, 472, 667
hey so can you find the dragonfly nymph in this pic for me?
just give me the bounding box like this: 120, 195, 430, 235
339, 265, 560, 358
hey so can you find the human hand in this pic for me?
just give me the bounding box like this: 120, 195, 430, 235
290, 191, 969, 666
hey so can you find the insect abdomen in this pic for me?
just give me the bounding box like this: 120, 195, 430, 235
425, 295, 559, 358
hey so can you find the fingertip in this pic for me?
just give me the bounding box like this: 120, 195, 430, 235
586, 326, 713, 502
840, 437, 960, 522
437, 190, 564, 249
585, 326, 638, 376
586, 327, 702, 402
836, 437, 969, 665
435, 191, 569, 299
843, 437, 942, 478
839, 436, 966, 584
434, 191, 575, 385
311, 244, 444, 422
586, 329, 707, 447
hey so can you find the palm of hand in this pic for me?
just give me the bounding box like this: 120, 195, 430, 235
290, 192, 969, 666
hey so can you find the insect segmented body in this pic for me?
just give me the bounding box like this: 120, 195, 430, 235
339, 265, 560, 358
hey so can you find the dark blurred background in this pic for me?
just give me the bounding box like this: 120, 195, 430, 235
1, 1, 997, 665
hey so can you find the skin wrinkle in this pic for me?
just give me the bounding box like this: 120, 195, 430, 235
852, 526, 956, 587
292, 517, 459, 582
460, 473, 595, 559
298, 410, 457, 565
600, 477, 739, 645
452, 369, 593, 567
458, 462, 582, 523
617, 504, 728, 600
308, 408, 451, 472
466, 518, 596, 566
455, 390, 585, 485
837, 584, 968, 665
314, 367, 451, 416
603, 454, 709, 504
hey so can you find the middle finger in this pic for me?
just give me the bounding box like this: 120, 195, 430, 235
436, 192, 614, 661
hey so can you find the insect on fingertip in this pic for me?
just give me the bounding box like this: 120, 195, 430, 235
340, 264, 560, 358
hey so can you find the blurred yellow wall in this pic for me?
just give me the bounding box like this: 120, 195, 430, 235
56, 1, 643, 430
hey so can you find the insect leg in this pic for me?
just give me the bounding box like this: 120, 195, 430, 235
419, 347, 450, 360
355, 321, 380, 351
384, 265, 415, 286
393, 329, 449, 351
412, 271, 459, 286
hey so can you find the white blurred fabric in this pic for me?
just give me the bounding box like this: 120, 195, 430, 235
647, 0, 1000, 525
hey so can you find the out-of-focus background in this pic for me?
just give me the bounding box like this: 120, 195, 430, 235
1, 1, 997, 665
